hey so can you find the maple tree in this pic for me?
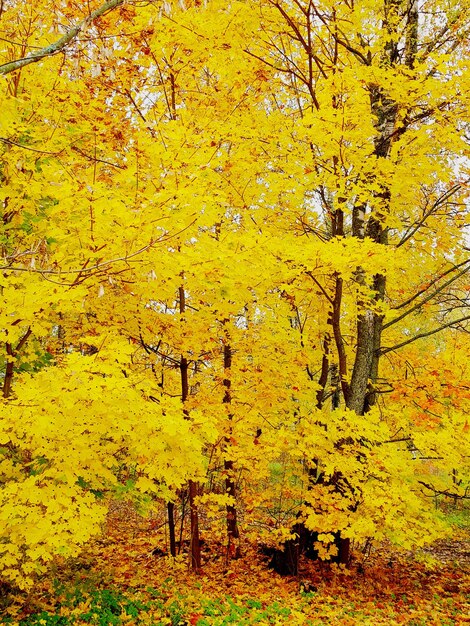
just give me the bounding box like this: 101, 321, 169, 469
0, 0, 469, 588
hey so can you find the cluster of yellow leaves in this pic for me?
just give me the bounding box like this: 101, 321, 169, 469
0, 348, 217, 586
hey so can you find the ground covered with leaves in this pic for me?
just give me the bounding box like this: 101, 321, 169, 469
1, 503, 469, 626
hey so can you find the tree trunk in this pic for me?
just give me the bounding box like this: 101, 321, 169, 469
3, 348, 14, 399
167, 501, 176, 557
188, 480, 201, 570
179, 286, 201, 571
222, 340, 240, 560
347, 0, 405, 416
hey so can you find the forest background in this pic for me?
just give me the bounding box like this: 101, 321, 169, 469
0, 0, 469, 623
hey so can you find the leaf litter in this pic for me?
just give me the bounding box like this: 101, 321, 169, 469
1, 501, 469, 625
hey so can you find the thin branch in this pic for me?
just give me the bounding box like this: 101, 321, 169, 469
309, 3, 370, 65
392, 258, 470, 311
381, 437, 412, 444
139, 341, 181, 367
380, 314, 470, 355
418, 481, 470, 499
270, 1, 309, 53
0, 218, 197, 275
384, 259, 470, 328
374, 102, 452, 160
16, 327, 32, 352
0, 137, 64, 155
0, 0, 125, 75
243, 47, 310, 90
71, 145, 126, 169
425, 28, 469, 79
397, 182, 464, 249
305, 271, 333, 304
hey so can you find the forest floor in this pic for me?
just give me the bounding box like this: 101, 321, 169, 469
1, 502, 469, 626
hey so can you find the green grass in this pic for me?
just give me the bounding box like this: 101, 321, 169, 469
444, 506, 470, 530
2, 587, 154, 626
1, 585, 296, 626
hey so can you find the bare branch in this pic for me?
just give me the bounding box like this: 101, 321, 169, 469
392, 258, 470, 312
397, 182, 464, 248
0, 137, 64, 155
305, 271, 334, 304
71, 145, 127, 169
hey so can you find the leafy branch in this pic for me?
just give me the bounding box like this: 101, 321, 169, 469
418, 481, 470, 500
0, 0, 125, 75
384, 258, 470, 329
380, 314, 470, 355
0, 219, 197, 276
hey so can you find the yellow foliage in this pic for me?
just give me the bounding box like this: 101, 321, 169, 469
0, 0, 469, 587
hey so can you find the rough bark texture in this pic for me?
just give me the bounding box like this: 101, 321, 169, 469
346, 0, 406, 415
266, 525, 350, 576
310, 0, 415, 566
347, 310, 376, 415
405, 0, 418, 69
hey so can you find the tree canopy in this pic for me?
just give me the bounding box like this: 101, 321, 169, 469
1, 0, 469, 587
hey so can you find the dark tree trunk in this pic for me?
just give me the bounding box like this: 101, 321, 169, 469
167, 502, 176, 557
179, 286, 201, 571
3, 350, 14, 399
188, 480, 201, 570
222, 340, 240, 559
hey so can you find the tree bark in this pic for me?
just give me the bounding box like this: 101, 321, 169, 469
347, 0, 404, 414
3, 346, 14, 400
405, 0, 418, 69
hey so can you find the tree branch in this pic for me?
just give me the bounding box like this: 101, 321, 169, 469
401, 259, 470, 312
0, 136, 64, 155
397, 182, 464, 248
418, 481, 470, 499
380, 315, 470, 355
384, 259, 470, 328
0, 0, 125, 75
305, 271, 334, 304
331, 274, 349, 402
0, 218, 197, 275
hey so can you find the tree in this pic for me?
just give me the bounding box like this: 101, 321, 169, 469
241, 0, 470, 566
